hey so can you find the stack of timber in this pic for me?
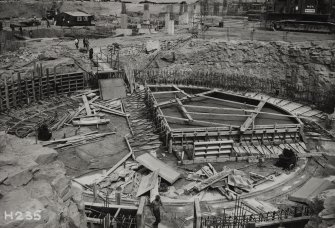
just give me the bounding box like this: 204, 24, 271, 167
193, 140, 234, 160
5, 95, 80, 138
43, 131, 116, 151
123, 89, 162, 156
68, 92, 128, 127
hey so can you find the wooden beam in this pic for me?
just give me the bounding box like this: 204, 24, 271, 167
68, 96, 99, 123
152, 91, 180, 95
161, 115, 239, 128
84, 202, 138, 210
187, 111, 250, 118
184, 104, 248, 115
184, 105, 297, 118
155, 90, 216, 108
176, 98, 193, 122
173, 85, 191, 98
95, 151, 133, 184
200, 95, 257, 109
240, 100, 266, 132
90, 103, 127, 117
82, 95, 92, 116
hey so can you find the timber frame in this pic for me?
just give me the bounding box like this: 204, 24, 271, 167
144, 84, 304, 162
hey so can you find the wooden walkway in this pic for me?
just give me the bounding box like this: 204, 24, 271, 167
123, 89, 162, 157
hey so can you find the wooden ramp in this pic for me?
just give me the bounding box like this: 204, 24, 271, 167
136, 153, 181, 184
99, 78, 126, 100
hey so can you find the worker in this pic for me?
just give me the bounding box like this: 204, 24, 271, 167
46, 19, 50, 28
89, 48, 93, 60
19, 26, 23, 36
85, 38, 90, 50
74, 38, 79, 49
151, 195, 166, 227
37, 124, 52, 141
83, 37, 86, 48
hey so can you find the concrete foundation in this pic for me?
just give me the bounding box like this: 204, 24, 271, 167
121, 14, 128, 29
143, 3, 150, 21
179, 13, 189, 25
165, 13, 170, 27
167, 20, 174, 35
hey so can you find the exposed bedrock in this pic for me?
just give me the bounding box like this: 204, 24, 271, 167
157, 40, 335, 94
0, 132, 87, 228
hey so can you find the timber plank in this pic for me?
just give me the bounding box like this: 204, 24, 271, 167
136, 153, 181, 184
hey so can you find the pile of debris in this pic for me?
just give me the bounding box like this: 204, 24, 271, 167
76, 152, 182, 203
40, 89, 128, 150
183, 163, 277, 200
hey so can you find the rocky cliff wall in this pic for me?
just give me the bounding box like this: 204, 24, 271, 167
0, 132, 87, 228
158, 40, 335, 90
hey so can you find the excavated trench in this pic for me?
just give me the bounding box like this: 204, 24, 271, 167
1, 38, 335, 228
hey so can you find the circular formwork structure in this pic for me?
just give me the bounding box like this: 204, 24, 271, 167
145, 84, 307, 165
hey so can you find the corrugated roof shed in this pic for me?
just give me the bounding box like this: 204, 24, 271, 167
139, 0, 198, 4
64, 11, 92, 17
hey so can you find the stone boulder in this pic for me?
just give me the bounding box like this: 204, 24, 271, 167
305, 184, 335, 228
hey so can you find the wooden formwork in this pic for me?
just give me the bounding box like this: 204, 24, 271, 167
0, 71, 88, 112
135, 69, 335, 113
145, 84, 304, 162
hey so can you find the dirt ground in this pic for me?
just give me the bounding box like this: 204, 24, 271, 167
52, 112, 130, 177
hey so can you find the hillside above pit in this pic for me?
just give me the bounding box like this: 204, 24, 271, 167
154, 40, 335, 90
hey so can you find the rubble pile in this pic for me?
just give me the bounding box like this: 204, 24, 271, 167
0, 42, 87, 80
0, 132, 87, 228
181, 164, 276, 200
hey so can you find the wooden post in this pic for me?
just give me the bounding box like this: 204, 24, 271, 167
194, 198, 201, 228
39, 70, 43, 100
0, 86, 3, 111
104, 213, 111, 228
60, 74, 63, 94
46, 68, 50, 97
17, 73, 21, 106
33, 61, 36, 75
136, 197, 146, 228
25, 79, 30, 105
168, 135, 172, 153
4, 77, 9, 110
53, 67, 57, 95
32, 74, 36, 102
93, 183, 98, 201
11, 77, 17, 108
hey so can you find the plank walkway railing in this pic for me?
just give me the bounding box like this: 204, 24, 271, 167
135, 69, 335, 113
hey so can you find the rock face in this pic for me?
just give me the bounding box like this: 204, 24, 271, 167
0, 132, 87, 228
305, 187, 335, 228
157, 40, 335, 91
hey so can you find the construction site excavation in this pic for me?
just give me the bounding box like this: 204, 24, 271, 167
1, 0, 335, 228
